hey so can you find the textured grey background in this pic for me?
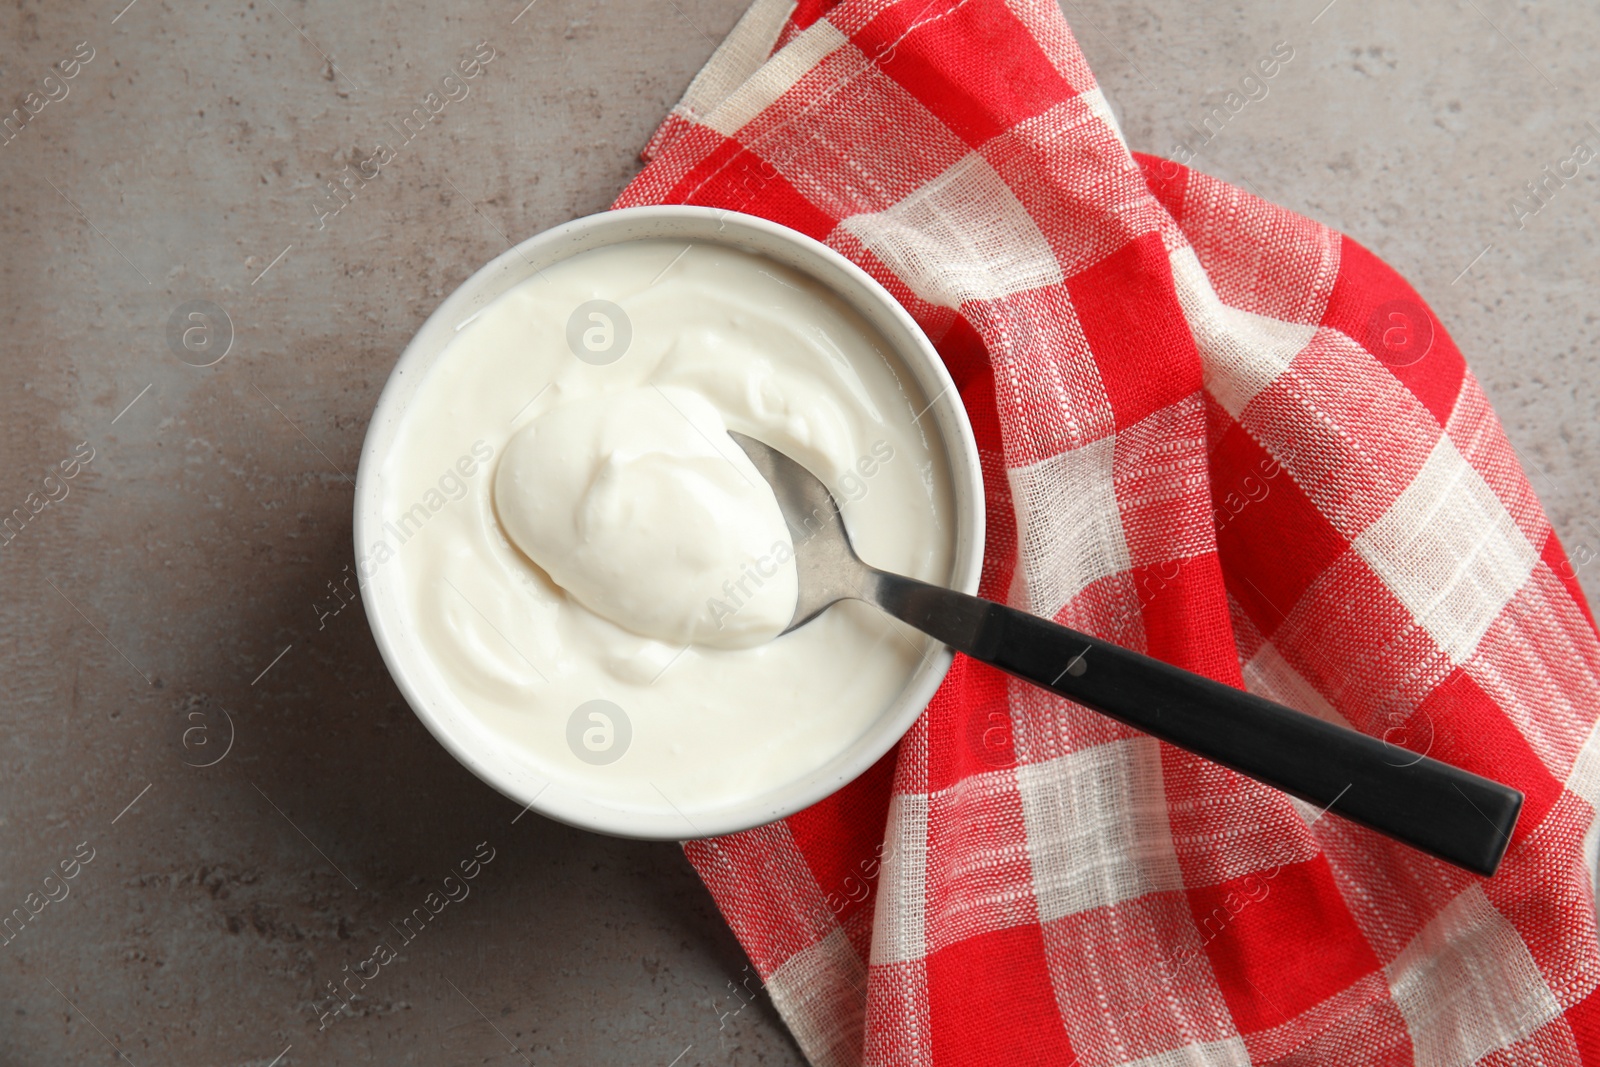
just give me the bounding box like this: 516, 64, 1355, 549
0, 0, 1594, 1064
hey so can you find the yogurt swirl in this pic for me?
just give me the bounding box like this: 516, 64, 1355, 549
493, 386, 797, 649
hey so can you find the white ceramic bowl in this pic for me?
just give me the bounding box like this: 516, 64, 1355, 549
355, 206, 985, 839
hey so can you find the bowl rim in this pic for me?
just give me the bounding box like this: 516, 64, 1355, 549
354, 205, 985, 840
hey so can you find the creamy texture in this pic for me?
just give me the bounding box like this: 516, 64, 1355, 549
493, 385, 797, 649
378, 240, 954, 815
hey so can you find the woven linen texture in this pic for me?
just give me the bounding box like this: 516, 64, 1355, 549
615, 1, 1600, 1063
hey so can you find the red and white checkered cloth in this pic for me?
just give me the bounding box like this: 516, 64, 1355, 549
615, 1, 1600, 1063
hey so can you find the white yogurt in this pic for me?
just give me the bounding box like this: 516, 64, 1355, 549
493, 385, 798, 650
378, 240, 954, 815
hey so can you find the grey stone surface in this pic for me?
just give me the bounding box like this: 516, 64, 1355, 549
0, 0, 1593, 1064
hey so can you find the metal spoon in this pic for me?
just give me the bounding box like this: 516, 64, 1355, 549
729, 431, 1523, 876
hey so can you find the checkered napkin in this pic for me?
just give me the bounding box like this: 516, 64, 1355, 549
614, 0, 1600, 1063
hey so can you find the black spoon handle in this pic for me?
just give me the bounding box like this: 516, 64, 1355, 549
872, 570, 1522, 876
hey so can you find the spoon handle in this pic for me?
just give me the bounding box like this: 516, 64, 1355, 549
872, 571, 1522, 876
